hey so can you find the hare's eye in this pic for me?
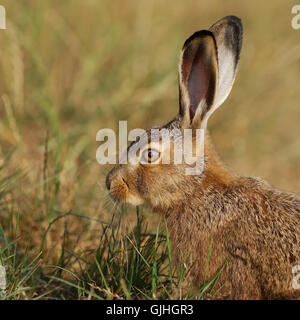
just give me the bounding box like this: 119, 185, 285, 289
141, 148, 160, 163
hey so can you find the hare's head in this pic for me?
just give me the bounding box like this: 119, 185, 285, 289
106, 16, 243, 210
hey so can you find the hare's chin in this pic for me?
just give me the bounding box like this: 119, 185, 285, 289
126, 194, 145, 206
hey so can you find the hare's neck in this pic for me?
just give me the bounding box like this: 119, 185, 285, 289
204, 130, 235, 184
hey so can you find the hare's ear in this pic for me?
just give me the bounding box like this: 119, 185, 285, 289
179, 30, 218, 129
179, 16, 243, 129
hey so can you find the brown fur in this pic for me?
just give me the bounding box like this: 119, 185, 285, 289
106, 16, 300, 299
162, 132, 300, 299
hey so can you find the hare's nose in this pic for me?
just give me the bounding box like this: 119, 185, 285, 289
106, 173, 112, 190
106, 165, 127, 191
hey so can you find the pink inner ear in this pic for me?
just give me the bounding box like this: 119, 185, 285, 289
188, 43, 209, 120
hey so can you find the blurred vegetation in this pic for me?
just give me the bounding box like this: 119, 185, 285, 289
0, 0, 299, 299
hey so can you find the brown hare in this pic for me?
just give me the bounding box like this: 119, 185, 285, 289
106, 16, 300, 299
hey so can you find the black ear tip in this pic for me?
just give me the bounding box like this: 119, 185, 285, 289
210, 15, 243, 64
224, 15, 243, 29
182, 30, 215, 50
225, 15, 243, 42
210, 15, 243, 38
225, 15, 243, 58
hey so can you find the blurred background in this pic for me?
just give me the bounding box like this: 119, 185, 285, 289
0, 0, 299, 298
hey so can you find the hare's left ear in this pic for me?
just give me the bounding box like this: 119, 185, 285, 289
179, 16, 243, 129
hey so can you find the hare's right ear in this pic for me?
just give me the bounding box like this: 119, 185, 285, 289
179, 16, 243, 129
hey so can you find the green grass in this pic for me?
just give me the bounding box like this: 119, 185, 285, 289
0, 172, 222, 299
0, 0, 299, 299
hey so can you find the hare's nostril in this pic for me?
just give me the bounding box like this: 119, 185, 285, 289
122, 177, 129, 189
106, 174, 111, 190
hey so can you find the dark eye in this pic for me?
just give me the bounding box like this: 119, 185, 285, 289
141, 148, 160, 163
